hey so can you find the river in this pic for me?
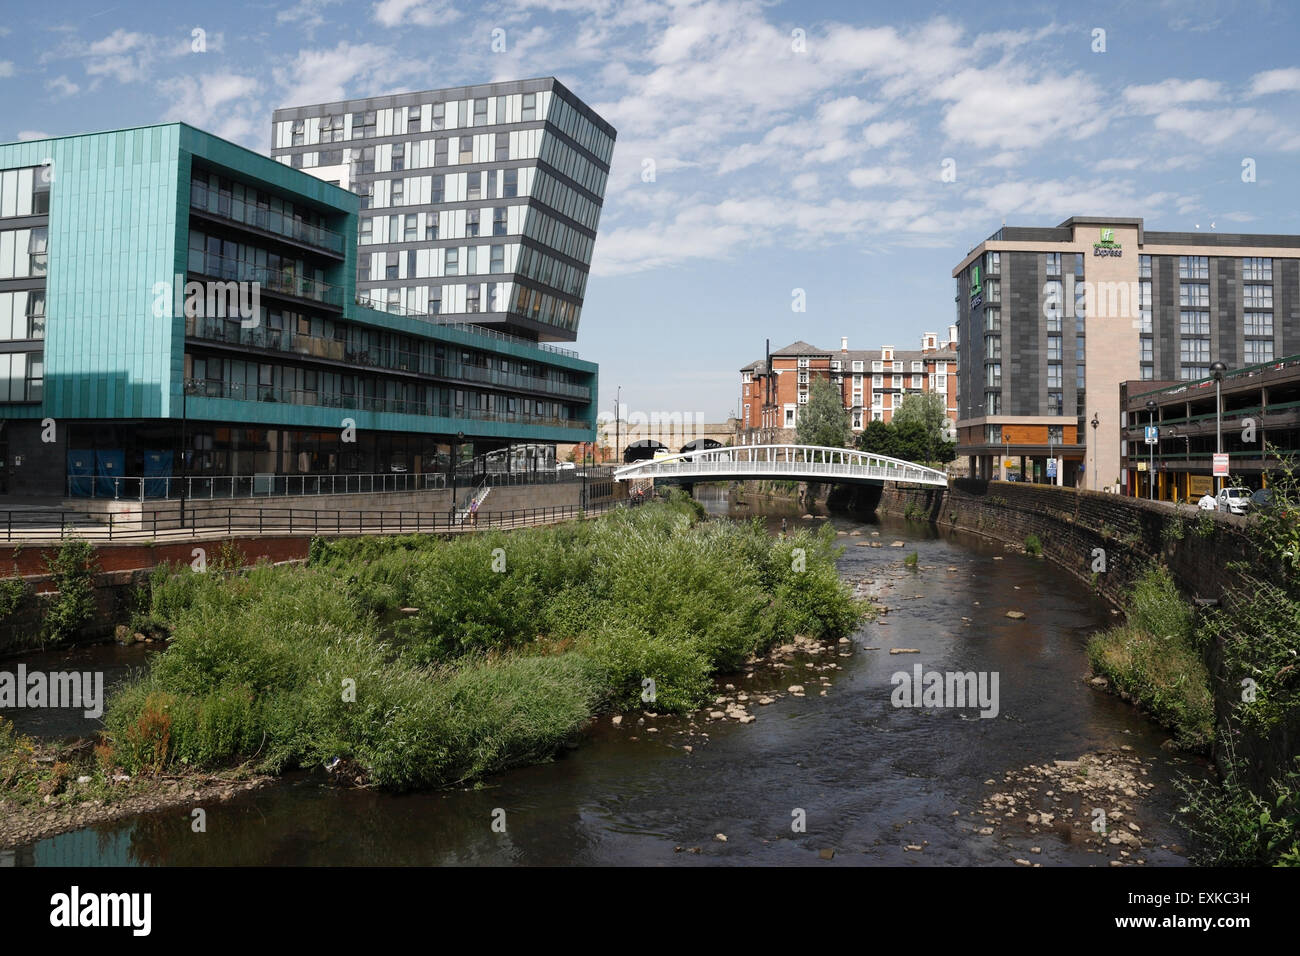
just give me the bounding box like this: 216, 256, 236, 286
3, 487, 1204, 866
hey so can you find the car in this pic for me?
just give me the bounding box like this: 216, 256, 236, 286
1216, 487, 1251, 515
557, 461, 576, 471
1251, 487, 1276, 511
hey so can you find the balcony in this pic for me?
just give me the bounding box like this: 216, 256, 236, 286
190, 254, 344, 310
187, 379, 590, 430
190, 182, 347, 256
356, 295, 580, 359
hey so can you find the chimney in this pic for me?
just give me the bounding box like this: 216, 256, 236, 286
840, 336, 848, 353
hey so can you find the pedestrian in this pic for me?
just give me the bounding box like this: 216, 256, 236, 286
470, 497, 480, 527
1197, 491, 1217, 511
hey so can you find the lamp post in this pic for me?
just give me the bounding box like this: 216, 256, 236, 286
179, 376, 189, 531
1211, 361, 1227, 494
1146, 398, 1158, 501
1090, 413, 1099, 491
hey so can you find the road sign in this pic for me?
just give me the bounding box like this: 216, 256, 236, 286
1213, 453, 1229, 477
1144, 425, 1158, 445
1046, 459, 1057, 478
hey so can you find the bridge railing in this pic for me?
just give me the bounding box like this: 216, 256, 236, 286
613, 443, 948, 486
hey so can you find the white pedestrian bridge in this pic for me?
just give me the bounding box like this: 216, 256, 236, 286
613, 444, 949, 487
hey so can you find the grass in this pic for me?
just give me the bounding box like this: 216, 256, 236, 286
99, 494, 869, 791
1086, 566, 1213, 751
1023, 533, 1043, 556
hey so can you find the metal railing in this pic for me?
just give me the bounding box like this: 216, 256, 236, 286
354, 296, 581, 358
67, 471, 448, 501
190, 254, 344, 308
613, 443, 949, 487
0, 497, 639, 543
190, 182, 347, 255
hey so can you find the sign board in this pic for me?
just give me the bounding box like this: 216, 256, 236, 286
1137, 462, 1147, 472
1046, 459, 1057, 478
1213, 453, 1229, 477
1144, 425, 1158, 445
1003, 458, 1015, 468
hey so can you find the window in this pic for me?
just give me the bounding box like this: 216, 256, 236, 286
431, 174, 444, 203
521, 92, 537, 121
486, 282, 499, 311
467, 284, 480, 313
1044, 280, 1063, 330
1074, 254, 1085, 278
984, 308, 1001, 332
357, 253, 370, 284
445, 248, 459, 276
1045, 252, 1061, 276
432, 102, 445, 130
385, 252, 399, 280
1140, 337, 1153, 362
391, 143, 405, 172
496, 133, 509, 162
1244, 285, 1273, 308
912, 375, 923, 389
1048, 425, 1064, 443
28, 227, 47, 276
291, 120, 304, 145
985, 336, 1001, 360
1138, 254, 1151, 278
473, 98, 488, 126
466, 246, 477, 274
391, 179, 405, 205
985, 250, 1000, 274
1047, 365, 1062, 388
404, 216, 417, 242
1179, 255, 1209, 279
986, 363, 1001, 388
872, 374, 883, 388
489, 245, 505, 273
1242, 257, 1272, 281
467, 173, 482, 201
1245, 339, 1274, 364
892, 374, 902, 389
434, 138, 448, 167
504, 169, 518, 198
985, 392, 1002, 415
429, 286, 442, 314
360, 218, 373, 244
1179, 338, 1210, 364
425, 214, 439, 241
1179, 284, 1209, 308
986, 424, 1002, 443
1047, 335, 1062, 361
1141, 366, 1154, 381
493, 207, 507, 236
1048, 391, 1063, 415
1244, 312, 1273, 336
459, 135, 474, 164
1179, 310, 1210, 335
986, 279, 1000, 304
352, 111, 376, 139
1181, 365, 1210, 381
466, 209, 480, 237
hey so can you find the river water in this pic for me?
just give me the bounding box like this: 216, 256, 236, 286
4, 488, 1204, 866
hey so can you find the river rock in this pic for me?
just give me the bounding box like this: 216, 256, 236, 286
709, 711, 725, 719
1005, 610, 1026, 619
890, 540, 905, 547
889, 648, 920, 654
715, 833, 727, 842
611, 715, 623, 726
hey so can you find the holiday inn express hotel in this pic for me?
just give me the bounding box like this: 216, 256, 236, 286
952, 217, 1300, 490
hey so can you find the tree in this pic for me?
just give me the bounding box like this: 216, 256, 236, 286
796, 376, 851, 449
892, 392, 951, 463
856, 419, 895, 457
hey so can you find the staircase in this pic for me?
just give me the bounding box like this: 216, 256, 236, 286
455, 485, 491, 526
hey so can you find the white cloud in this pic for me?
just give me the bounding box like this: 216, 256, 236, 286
1249, 67, 1300, 96
0, 61, 13, 78
862, 120, 908, 149
17, 131, 52, 141
1122, 78, 1222, 113
934, 68, 1111, 149
160, 73, 262, 142
271, 42, 424, 108
372, 0, 459, 27
48, 75, 80, 97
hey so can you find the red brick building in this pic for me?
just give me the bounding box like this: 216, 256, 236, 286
738, 330, 959, 444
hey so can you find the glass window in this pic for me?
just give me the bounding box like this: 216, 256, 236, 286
1047, 335, 1062, 360
473, 99, 488, 126
490, 245, 504, 273
493, 207, 507, 236
1179, 338, 1210, 364
495, 133, 509, 162
1242, 257, 1272, 281
1244, 312, 1273, 336
984, 308, 1000, 332
1140, 336, 1153, 362
466, 209, 480, 237
445, 248, 458, 276
521, 92, 537, 121
504, 169, 518, 198
985, 250, 1000, 274
432, 102, 444, 130
467, 284, 480, 312
1244, 285, 1273, 308
1179, 310, 1210, 335
1245, 339, 1274, 364
1138, 254, 1151, 278
1045, 252, 1061, 276
459, 135, 474, 164
1047, 364, 1062, 388
1178, 255, 1209, 279
1179, 284, 1209, 308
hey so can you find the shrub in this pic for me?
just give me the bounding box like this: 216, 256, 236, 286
1024, 533, 1043, 556
42, 539, 99, 643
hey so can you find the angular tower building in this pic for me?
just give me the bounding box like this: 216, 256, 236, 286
270, 77, 614, 344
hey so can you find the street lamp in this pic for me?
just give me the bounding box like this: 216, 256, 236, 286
1211, 361, 1227, 494
1146, 398, 1158, 501
1090, 413, 1100, 491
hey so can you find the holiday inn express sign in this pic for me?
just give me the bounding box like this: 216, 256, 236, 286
1093, 227, 1123, 257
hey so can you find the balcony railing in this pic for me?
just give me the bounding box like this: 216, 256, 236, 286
190, 254, 344, 308
355, 295, 580, 358
187, 379, 590, 430
190, 182, 347, 255
186, 316, 591, 401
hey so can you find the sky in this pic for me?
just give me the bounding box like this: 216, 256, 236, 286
2, 0, 1299, 423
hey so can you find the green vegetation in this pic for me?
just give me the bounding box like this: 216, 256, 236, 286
41, 539, 99, 644
856, 393, 956, 466
1023, 533, 1043, 556
795, 376, 851, 449
101, 495, 867, 791
1176, 748, 1300, 867
904, 551, 919, 568
1086, 566, 1213, 751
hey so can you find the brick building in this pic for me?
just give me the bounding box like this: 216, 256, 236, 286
738, 330, 958, 444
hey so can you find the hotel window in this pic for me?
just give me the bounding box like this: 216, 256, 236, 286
27, 227, 47, 276
872, 361, 883, 372
493, 207, 508, 236
1179, 284, 1209, 308
521, 93, 537, 122
985, 392, 1001, 415
1047, 335, 1062, 361
489, 245, 505, 274
852, 360, 864, 372
1141, 366, 1154, 381
1045, 253, 1061, 277
504, 169, 518, 197
1044, 280, 1063, 330
986, 424, 1002, 443
1179, 310, 1210, 335
1243, 285, 1273, 309
391, 179, 405, 205
984, 308, 1001, 332
466, 246, 477, 274
486, 282, 499, 311
985, 250, 1000, 274
1139, 281, 1152, 332
406, 108, 421, 134
432, 102, 445, 130
1244, 312, 1273, 336
1181, 365, 1211, 381
1244, 339, 1274, 364
872, 391, 882, 407
1074, 281, 1087, 321
1048, 391, 1063, 415
911, 361, 923, 372
1074, 254, 1085, 278
1179, 338, 1210, 364
1047, 365, 1062, 389
985, 279, 1000, 304
1048, 425, 1064, 443
404, 216, 418, 242
985, 336, 1001, 360
912, 374, 923, 389
360, 218, 373, 243
466, 209, 480, 237
445, 248, 459, 276
357, 253, 370, 284
1242, 257, 1272, 281
1179, 256, 1209, 279
1140, 337, 1153, 362
892, 361, 902, 371
986, 364, 1001, 388
385, 252, 399, 280
320, 114, 343, 143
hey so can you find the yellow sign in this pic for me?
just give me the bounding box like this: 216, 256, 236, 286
1003, 458, 1015, 468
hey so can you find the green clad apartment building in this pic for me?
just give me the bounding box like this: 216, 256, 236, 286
0, 123, 597, 497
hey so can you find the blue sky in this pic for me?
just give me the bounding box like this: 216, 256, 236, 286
3, 0, 1299, 421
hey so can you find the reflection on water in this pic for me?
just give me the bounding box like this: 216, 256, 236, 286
13, 484, 1202, 866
